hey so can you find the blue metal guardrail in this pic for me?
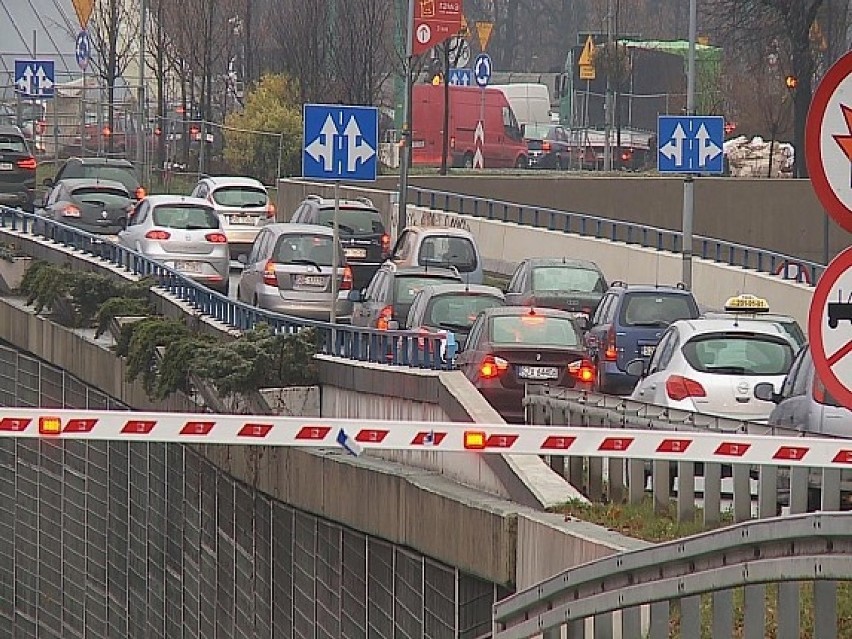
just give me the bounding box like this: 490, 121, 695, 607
411, 187, 825, 286
0, 207, 454, 371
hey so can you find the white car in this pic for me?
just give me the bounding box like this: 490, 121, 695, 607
626, 318, 798, 422
189, 175, 274, 258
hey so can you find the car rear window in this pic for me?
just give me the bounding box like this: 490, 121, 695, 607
153, 205, 219, 230
490, 315, 581, 346
0, 135, 27, 153
419, 236, 477, 272
211, 186, 268, 207
621, 293, 697, 327
317, 208, 383, 235
394, 275, 459, 304
682, 333, 794, 376
532, 266, 605, 292
426, 294, 503, 329
71, 186, 131, 207
273, 233, 343, 267
65, 165, 140, 192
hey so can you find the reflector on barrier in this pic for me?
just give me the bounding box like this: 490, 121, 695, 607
39, 416, 61, 435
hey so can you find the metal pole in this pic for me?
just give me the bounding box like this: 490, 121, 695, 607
276, 133, 283, 186
397, 0, 414, 238
681, 0, 697, 289
331, 180, 340, 325
604, 1, 613, 172
824, 212, 830, 264
138, 0, 147, 180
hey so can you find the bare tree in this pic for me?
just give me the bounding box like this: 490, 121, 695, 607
332, 0, 396, 104
271, 0, 333, 104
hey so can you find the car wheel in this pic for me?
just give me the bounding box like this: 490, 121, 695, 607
515, 155, 529, 169
463, 152, 474, 169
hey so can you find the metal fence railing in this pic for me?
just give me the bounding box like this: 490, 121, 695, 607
0, 344, 506, 638
0, 206, 455, 371
410, 187, 824, 286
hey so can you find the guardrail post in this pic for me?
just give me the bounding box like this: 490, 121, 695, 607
777, 583, 800, 639
743, 584, 766, 639
594, 612, 613, 639
789, 467, 809, 513
648, 602, 668, 639
652, 460, 670, 515
712, 590, 734, 638
703, 463, 722, 526
758, 466, 778, 518
733, 464, 752, 523
679, 596, 700, 637
542, 627, 561, 639
588, 456, 603, 502
628, 459, 644, 505
608, 458, 625, 504
620, 607, 642, 639
676, 461, 695, 523
821, 468, 841, 511
813, 581, 837, 639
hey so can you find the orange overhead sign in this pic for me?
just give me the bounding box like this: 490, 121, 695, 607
72, 0, 95, 29
476, 22, 493, 51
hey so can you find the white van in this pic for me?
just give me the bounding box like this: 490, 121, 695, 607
491, 83, 552, 129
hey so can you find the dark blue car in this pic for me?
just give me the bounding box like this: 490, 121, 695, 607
584, 282, 700, 395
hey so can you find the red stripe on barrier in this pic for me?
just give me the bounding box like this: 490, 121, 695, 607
63, 418, 98, 433
411, 431, 447, 445
714, 442, 751, 457
833, 450, 852, 464
656, 438, 693, 453
121, 420, 156, 434
0, 417, 31, 432
599, 437, 634, 452
237, 424, 273, 438
295, 426, 332, 440
485, 434, 519, 448
541, 436, 576, 450
773, 446, 810, 461
180, 421, 215, 435
355, 429, 389, 443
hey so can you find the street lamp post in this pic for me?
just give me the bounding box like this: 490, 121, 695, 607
681, 0, 697, 289
138, 0, 147, 184
397, 0, 414, 240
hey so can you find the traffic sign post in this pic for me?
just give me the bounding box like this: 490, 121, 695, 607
809, 246, 852, 408
302, 104, 378, 324
657, 116, 725, 173
473, 54, 491, 170
805, 49, 852, 235
14, 60, 55, 99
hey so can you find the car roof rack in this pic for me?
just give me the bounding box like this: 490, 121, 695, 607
610, 280, 627, 288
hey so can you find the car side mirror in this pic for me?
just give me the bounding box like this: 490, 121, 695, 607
625, 358, 646, 377
237, 254, 248, 265
42, 177, 53, 188
347, 289, 362, 302
754, 382, 780, 403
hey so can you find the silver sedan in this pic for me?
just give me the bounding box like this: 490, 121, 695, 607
117, 195, 231, 295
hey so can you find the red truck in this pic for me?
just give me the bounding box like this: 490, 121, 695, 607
411, 84, 528, 169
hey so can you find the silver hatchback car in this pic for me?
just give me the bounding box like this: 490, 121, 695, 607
118, 195, 230, 295
236, 223, 353, 322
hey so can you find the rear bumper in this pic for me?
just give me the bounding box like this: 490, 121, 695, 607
255, 291, 353, 323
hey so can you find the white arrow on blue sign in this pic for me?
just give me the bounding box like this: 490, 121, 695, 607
302, 104, 379, 182
474, 53, 492, 88
449, 68, 472, 87
15, 60, 55, 99
657, 115, 725, 174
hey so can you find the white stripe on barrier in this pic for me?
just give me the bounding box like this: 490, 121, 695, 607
2, 408, 852, 468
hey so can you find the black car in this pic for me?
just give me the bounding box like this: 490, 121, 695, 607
524, 124, 572, 170
0, 125, 37, 212
47, 157, 144, 201
349, 263, 462, 330
504, 257, 608, 326
289, 194, 389, 290
37, 178, 133, 235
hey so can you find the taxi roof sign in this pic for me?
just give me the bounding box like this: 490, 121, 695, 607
724, 294, 770, 313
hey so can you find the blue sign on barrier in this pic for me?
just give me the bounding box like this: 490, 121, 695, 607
302, 104, 378, 182
657, 115, 725, 174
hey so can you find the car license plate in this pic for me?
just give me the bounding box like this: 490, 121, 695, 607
518, 366, 559, 380
641, 345, 656, 357
295, 274, 326, 287
229, 215, 255, 225
0, 163, 12, 171
175, 261, 202, 273
344, 247, 367, 259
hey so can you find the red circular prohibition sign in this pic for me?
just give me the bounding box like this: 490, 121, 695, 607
809, 246, 852, 408
805, 50, 852, 234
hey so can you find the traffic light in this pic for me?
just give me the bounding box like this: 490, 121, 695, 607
785, 75, 798, 90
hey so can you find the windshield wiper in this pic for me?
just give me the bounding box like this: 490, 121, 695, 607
290, 258, 322, 271
240, 202, 265, 208
631, 320, 670, 327
437, 321, 471, 331
706, 365, 747, 375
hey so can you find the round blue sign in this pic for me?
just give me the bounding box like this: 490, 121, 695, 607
474, 53, 492, 88
75, 31, 91, 71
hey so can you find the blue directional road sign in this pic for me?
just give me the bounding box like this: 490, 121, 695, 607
473, 53, 492, 88
303, 104, 379, 182
75, 31, 91, 71
15, 60, 55, 99
448, 68, 472, 87
657, 115, 725, 174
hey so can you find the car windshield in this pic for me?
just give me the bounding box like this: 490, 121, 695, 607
531, 266, 605, 292
211, 185, 268, 207
317, 208, 383, 235
71, 186, 130, 207
65, 165, 140, 193
621, 293, 697, 327
682, 333, 794, 376
426, 294, 503, 329
395, 276, 459, 304
419, 236, 477, 272
273, 233, 343, 267
0, 134, 27, 153
490, 315, 581, 346
153, 205, 219, 230
524, 124, 553, 139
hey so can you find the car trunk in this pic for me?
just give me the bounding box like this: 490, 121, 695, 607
618, 325, 668, 369
272, 264, 345, 301
490, 345, 588, 389
74, 192, 130, 227
527, 291, 601, 314
157, 232, 217, 255
0, 149, 34, 188
692, 374, 786, 420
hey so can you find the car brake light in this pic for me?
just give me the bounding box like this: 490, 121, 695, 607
381, 233, 390, 256
16, 157, 37, 170
479, 355, 509, 380
205, 232, 227, 243
568, 358, 595, 383
145, 229, 170, 240
665, 375, 706, 401
340, 266, 353, 291
541, 141, 551, 152
604, 327, 618, 361
266, 203, 276, 219
263, 260, 278, 286
135, 187, 146, 199
61, 205, 80, 218
376, 305, 393, 330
